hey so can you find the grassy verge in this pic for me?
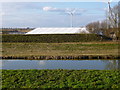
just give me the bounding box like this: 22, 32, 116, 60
2, 69, 120, 88
2, 42, 119, 57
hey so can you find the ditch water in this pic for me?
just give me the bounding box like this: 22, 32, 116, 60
0, 60, 120, 70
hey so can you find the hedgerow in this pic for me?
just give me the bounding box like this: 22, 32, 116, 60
2, 34, 112, 43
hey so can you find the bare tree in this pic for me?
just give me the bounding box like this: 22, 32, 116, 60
86, 2, 120, 40
107, 2, 120, 28
118, 1, 120, 28
86, 21, 102, 34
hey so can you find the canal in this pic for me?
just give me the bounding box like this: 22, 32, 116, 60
1, 60, 120, 70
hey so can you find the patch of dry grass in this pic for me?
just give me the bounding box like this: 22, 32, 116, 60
2, 42, 119, 57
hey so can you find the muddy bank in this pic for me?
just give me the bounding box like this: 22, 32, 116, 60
1, 55, 120, 60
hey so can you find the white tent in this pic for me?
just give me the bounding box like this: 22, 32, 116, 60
26, 27, 89, 34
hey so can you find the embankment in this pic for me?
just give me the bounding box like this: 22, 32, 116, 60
1, 55, 120, 60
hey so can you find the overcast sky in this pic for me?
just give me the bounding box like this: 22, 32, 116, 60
1, 1, 118, 28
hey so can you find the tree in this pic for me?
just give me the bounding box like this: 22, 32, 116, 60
110, 2, 120, 40
86, 2, 120, 40
86, 21, 102, 34
118, 1, 120, 28
107, 2, 119, 28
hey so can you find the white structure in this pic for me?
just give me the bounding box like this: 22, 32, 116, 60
26, 27, 89, 34
66, 9, 76, 27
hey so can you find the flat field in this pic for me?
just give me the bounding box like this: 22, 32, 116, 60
2, 42, 119, 57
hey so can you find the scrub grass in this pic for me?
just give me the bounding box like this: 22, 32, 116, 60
2, 42, 119, 57
2, 69, 120, 88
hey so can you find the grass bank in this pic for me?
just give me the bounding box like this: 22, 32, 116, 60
2, 42, 119, 59
2, 69, 120, 88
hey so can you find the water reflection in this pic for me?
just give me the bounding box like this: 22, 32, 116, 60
39, 60, 46, 65
1, 60, 120, 70
102, 60, 120, 70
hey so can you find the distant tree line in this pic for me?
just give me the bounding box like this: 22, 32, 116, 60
1, 27, 34, 34
1, 27, 34, 30
86, 1, 120, 40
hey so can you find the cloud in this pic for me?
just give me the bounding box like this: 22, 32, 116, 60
2, 2, 107, 28
43, 6, 65, 12
0, 12, 5, 16
43, 6, 86, 15
101, 0, 114, 3
43, 6, 57, 11
2, 2, 42, 16
0, 0, 119, 2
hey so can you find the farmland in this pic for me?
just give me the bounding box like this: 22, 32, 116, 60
2, 42, 119, 59
2, 69, 120, 88
2, 34, 119, 59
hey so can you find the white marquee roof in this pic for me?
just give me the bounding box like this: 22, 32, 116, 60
26, 27, 89, 34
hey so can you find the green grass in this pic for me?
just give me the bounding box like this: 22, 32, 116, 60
2, 69, 120, 88
2, 42, 118, 57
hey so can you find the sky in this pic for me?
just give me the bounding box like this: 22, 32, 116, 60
0, 1, 118, 28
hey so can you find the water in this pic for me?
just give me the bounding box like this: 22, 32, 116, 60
1, 60, 120, 70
